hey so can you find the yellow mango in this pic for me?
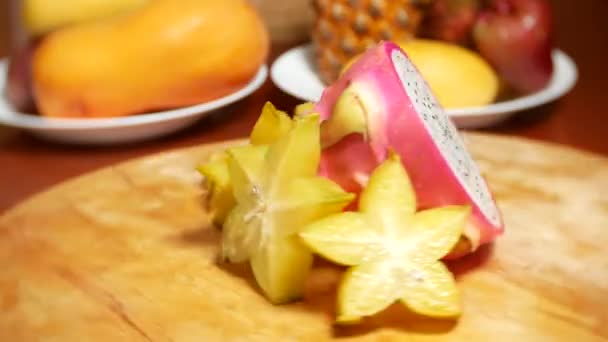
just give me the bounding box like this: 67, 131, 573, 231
399, 39, 499, 109
342, 39, 499, 109
32, 0, 269, 118
23, 0, 149, 36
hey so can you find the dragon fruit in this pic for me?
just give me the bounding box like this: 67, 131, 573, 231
313, 41, 503, 256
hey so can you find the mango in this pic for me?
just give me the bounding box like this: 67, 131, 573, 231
32, 0, 269, 118
342, 39, 499, 109
23, 0, 149, 36
399, 39, 499, 109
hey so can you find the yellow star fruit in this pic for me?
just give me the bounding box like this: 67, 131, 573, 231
222, 114, 355, 303
197, 102, 294, 226
300, 153, 470, 323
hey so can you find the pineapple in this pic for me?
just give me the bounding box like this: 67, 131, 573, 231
312, 0, 431, 84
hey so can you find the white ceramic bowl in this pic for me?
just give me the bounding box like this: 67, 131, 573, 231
0, 60, 268, 145
271, 44, 578, 128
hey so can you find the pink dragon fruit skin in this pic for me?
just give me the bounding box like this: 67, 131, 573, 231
315, 41, 504, 256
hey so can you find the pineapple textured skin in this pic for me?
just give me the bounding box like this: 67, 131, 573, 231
312, 0, 431, 84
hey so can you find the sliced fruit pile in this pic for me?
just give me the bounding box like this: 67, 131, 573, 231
196, 42, 503, 323
198, 104, 468, 320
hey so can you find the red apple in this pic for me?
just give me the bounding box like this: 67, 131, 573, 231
473, 0, 553, 94
420, 0, 481, 46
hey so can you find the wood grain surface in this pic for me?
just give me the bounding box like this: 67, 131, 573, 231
0, 0, 607, 214
0, 133, 606, 341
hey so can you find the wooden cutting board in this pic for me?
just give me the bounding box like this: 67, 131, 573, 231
1, 133, 607, 342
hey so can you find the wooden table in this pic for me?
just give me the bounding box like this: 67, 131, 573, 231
0, 0, 607, 214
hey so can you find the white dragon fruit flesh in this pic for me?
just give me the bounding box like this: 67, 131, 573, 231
314, 41, 504, 256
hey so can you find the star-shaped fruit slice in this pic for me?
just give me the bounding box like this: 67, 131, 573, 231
222, 114, 355, 303
197, 102, 294, 226
299, 153, 470, 322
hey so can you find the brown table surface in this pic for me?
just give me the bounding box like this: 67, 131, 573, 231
0, 1, 607, 214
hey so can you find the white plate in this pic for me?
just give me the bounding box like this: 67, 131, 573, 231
0, 59, 268, 145
271, 44, 578, 128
